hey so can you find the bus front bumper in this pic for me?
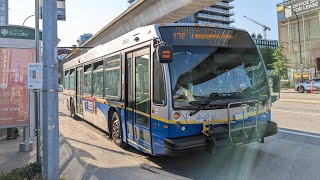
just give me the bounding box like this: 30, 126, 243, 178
164, 121, 278, 156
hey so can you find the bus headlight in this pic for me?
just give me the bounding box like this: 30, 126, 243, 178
181, 126, 187, 132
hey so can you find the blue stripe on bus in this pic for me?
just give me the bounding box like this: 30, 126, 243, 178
89, 101, 271, 155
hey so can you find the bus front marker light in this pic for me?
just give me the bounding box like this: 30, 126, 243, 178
173, 112, 180, 120
157, 45, 173, 63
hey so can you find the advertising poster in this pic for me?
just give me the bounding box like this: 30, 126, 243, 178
277, 0, 320, 21
0, 48, 35, 127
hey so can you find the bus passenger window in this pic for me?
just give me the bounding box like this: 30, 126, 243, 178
64, 70, 70, 90
84, 64, 92, 96
69, 69, 75, 91
93, 61, 104, 97
105, 55, 121, 99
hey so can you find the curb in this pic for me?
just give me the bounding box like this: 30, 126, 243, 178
279, 99, 320, 104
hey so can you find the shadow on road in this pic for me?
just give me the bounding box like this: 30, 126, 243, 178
142, 128, 320, 180
58, 133, 171, 179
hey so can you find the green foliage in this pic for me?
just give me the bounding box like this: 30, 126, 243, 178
271, 47, 291, 80
281, 80, 291, 88
260, 47, 275, 70
0, 163, 42, 180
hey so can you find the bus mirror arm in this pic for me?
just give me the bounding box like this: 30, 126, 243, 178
153, 38, 165, 47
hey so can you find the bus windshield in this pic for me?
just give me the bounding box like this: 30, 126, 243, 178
169, 46, 269, 109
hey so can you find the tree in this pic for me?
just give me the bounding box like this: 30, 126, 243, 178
257, 34, 263, 39
271, 47, 291, 80
251, 33, 256, 39
260, 47, 275, 70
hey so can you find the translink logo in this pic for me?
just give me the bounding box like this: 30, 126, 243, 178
1, 28, 8, 36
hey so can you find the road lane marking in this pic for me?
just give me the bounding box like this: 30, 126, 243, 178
273, 109, 320, 116
279, 129, 320, 139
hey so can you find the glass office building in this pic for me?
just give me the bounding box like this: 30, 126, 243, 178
177, 0, 235, 27
77, 33, 93, 46
0, 0, 8, 25
277, 0, 320, 79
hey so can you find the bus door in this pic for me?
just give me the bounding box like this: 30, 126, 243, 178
76, 67, 83, 117
125, 48, 152, 152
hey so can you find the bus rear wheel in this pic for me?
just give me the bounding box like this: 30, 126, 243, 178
111, 112, 125, 148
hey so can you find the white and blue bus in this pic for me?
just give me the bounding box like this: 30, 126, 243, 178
63, 23, 279, 156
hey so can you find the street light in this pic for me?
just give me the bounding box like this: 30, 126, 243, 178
285, 7, 304, 82
22, 14, 35, 26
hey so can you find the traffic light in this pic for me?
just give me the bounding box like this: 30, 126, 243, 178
317, 58, 320, 71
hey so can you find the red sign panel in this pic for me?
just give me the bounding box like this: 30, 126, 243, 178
0, 48, 35, 127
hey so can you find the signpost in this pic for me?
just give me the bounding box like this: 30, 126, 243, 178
42, 0, 59, 179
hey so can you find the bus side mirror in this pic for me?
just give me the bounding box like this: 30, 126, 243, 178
157, 45, 173, 63
269, 75, 280, 103
272, 75, 280, 93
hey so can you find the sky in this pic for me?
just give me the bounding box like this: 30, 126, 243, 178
8, 0, 283, 47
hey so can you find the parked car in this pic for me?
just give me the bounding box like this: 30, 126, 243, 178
58, 85, 64, 92
295, 78, 320, 93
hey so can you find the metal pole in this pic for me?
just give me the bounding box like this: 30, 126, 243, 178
35, 0, 41, 165
23, 15, 35, 26
42, 0, 59, 179
290, 9, 304, 83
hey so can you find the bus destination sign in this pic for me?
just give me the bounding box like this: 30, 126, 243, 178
160, 26, 254, 48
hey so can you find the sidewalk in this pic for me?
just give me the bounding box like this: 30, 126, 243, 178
58, 111, 184, 180
0, 111, 186, 179
0, 134, 37, 173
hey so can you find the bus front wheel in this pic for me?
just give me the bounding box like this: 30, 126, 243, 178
111, 112, 125, 148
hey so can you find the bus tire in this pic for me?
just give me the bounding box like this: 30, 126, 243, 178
111, 111, 125, 148
298, 86, 305, 93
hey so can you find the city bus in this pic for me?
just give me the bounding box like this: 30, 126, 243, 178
63, 23, 279, 156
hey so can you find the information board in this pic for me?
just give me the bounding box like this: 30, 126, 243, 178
0, 48, 34, 127
28, 63, 43, 89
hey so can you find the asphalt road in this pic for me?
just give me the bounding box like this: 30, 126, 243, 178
59, 91, 320, 180
273, 90, 320, 134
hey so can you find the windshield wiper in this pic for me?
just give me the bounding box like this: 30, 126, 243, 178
189, 100, 210, 116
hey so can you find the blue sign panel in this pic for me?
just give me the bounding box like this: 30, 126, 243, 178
40, 0, 66, 21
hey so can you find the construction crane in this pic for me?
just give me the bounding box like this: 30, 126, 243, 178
243, 16, 271, 40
